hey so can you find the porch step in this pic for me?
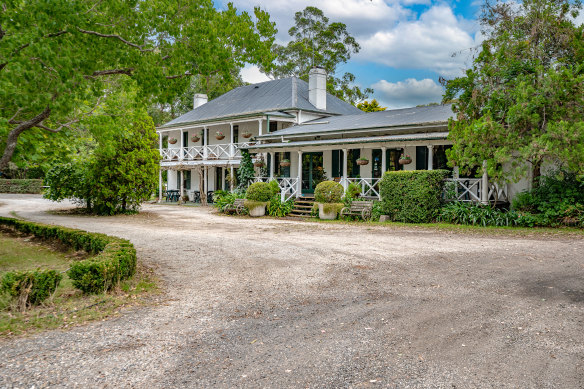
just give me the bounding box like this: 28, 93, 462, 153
290, 196, 316, 218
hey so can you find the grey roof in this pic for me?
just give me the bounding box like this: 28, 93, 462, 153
245, 132, 450, 151
160, 77, 363, 128
259, 104, 455, 138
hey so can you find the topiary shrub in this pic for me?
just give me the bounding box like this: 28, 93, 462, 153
1, 270, 62, 309
314, 181, 344, 203
268, 180, 280, 196
380, 170, 450, 223
246, 182, 273, 202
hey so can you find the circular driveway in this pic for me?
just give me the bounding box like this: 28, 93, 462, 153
1, 195, 583, 388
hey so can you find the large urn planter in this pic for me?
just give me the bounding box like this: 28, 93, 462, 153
168, 137, 177, 144
399, 155, 412, 165
245, 201, 267, 217
318, 203, 342, 220
356, 157, 369, 166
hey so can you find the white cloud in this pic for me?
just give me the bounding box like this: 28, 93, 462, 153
240, 64, 271, 84
372, 78, 444, 109
359, 5, 479, 78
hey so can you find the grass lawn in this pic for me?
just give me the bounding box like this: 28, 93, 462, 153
0, 231, 159, 337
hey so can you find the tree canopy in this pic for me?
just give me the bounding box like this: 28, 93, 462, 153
357, 99, 387, 112
265, 6, 373, 105
0, 0, 276, 173
442, 0, 584, 184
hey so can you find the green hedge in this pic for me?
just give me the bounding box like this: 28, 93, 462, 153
0, 217, 136, 294
379, 170, 450, 223
0, 179, 44, 194
1, 270, 62, 307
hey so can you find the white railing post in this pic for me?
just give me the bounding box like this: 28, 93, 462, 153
481, 160, 488, 204
381, 146, 387, 173
269, 151, 275, 180
180, 130, 184, 161
158, 169, 163, 203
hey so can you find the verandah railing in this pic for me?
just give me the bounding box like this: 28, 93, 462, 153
160, 142, 257, 161
253, 177, 299, 202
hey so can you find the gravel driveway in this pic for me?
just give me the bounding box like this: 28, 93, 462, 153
0, 194, 583, 388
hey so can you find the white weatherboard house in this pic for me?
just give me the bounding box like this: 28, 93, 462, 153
156, 68, 519, 204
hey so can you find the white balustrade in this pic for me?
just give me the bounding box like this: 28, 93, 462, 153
160, 142, 257, 161
340, 177, 382, 199
444, 178, 482, 202
253, 177, 299, 202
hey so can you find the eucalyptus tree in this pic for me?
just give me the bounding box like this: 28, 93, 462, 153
442, 0, 584, 184
266, 6, 373, 105
0, 0, 276, 173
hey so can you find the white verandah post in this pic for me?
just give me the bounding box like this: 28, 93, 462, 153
269, 151, 275, 180
427, 145, 434, 170
180, 130, 184, 160
158, 169, 162, 203
222, 167, 226, 191
230, 123, 234, 158
203, 166, 208, 198
297, 151, 303, 198
381, 146, 387, 174
203, 127, 208, 159
180, 170, 184, 201
230, 165, 234, 192
342, 148, 348, 191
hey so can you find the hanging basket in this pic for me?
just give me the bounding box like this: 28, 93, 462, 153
254, 161, 265, 168
168, 138, 177, 144
191, 135, 200, 143
215, 133, 225, 140
356, 158, 369, 166
399, 155, 412, 165
242, 132, 252, 139
280, 159, 291, 167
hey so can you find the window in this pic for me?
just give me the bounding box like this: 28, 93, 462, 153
416, 146, 428, 170
348, 149, 360, 178
233, 125, 239, 144
433, 145, 452, 171
372, 149, 382, 178
269, 121, 277, 133
386, 149, 403, 172
331, 150, 342, 178
274, 152, 291, 177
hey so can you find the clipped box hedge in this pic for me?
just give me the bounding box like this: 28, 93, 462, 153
1, 269, 62, 307
0, 217, 136, 294
379, 170, 450, 223
0, 179, 44, 194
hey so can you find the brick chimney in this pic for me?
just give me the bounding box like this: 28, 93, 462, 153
308, 67, 327, 110
193, 93, 208, 109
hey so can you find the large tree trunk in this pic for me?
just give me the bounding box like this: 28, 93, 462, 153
0, 107, 51, 173
532, 160, 542, 189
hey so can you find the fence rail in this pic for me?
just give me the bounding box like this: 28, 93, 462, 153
253, 177, 299, 202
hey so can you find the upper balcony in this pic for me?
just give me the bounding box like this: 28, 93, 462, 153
159, 141, 256, 162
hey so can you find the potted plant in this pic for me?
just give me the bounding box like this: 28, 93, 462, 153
191, 135, 200, 142
356, 157, 369, 166
314, 181, 344, 220
168, 137, 177, 144
242, 131, 252, 139
244, 181, 272, 217
253, 156, 265, 168
399, 154, 412, 165
216, 131, 225, 140
280, 159, 291, 167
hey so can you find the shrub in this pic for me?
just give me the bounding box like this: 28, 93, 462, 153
512, 170, 584, 227
0, 217, 136, 294
346, 182, 362, 199
267, 195, 294, 217
246, 182, 272, 202
1, 270, 62, 308
314, 181, 344, 203
380, 170, 450, 223
268, 180, 280, 196
213, 191, 236, 212
0, 179, 44, 194
439, 202, 519, 227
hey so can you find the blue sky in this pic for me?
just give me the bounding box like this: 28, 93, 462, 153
216, 0, 485, 108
